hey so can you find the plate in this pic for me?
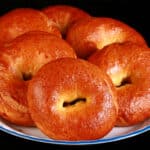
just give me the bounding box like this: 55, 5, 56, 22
0, 118, 150, 145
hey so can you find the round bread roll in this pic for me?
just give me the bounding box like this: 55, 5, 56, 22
42, 5, 91, 36
66, 17, 147, 58
28, 58, 118, 140
88, 42, 150, 126
0, 31, 76, 126
0, 8, 61, 44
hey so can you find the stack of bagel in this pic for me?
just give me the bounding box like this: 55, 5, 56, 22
0, 5, 149, 141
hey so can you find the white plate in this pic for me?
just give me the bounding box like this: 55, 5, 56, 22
0, 118, 150, 145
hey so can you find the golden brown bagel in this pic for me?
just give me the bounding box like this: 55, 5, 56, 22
0, 8, 61, 44
27, 58, 118, 140
42, 5, 91, 36
88, 42, 150, 126
0, 31, 76, 126
66, 17, 147, 58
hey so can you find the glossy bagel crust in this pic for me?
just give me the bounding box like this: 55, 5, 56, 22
66, 17, 147, 58
28, 58, 118, 140
0, 8, 61, 44
88, 42, 150, 126
42, 5, 91, 36
0, 31, 76, 126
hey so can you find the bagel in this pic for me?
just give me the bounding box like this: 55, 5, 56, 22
0, 31, 76, 126
27, 58, 118, 140
88, 42, 150, 126
0, 8, 61, 44
42, 5, 91, 37
66, 17, 147, 58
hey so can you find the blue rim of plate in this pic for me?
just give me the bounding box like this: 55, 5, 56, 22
0, 125, 150, 145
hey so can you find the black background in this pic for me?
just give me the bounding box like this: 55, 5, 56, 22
0, 0, 150, 149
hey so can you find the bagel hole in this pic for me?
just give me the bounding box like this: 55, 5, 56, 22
116, 76, 132, 87
22, 72, 32, 81
63, 98, 86, 107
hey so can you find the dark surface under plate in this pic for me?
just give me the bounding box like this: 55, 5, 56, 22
1, 130, 150, 149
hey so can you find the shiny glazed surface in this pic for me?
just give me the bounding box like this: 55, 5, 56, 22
42, 5, 90, 36
0, 31, 76, 126
28, 58, 118, 140
89, 42, 150, 126
66, 17, 147, 58
0, 8, 61, 44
